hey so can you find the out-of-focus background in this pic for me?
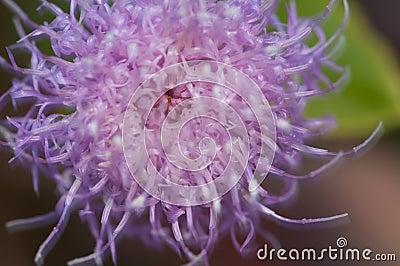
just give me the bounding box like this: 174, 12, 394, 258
0, 1, 399, 265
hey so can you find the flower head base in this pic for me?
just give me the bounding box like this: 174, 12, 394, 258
0, 0, 382, 265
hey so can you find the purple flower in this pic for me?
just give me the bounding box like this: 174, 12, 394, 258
0, 0, 382, 265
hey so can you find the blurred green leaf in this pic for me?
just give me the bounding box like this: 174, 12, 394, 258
277, 0, 400, 139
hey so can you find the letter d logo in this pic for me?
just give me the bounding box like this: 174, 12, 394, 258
257, 244, 268, 260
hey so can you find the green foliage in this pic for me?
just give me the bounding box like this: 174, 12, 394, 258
278, 0, 400, 138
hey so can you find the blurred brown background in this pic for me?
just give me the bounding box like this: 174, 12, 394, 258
0, 1, 399, 265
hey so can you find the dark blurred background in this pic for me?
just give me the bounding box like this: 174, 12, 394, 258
0, 1, 399, 266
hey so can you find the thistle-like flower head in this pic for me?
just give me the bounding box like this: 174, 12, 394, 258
0, 0, 382, 265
